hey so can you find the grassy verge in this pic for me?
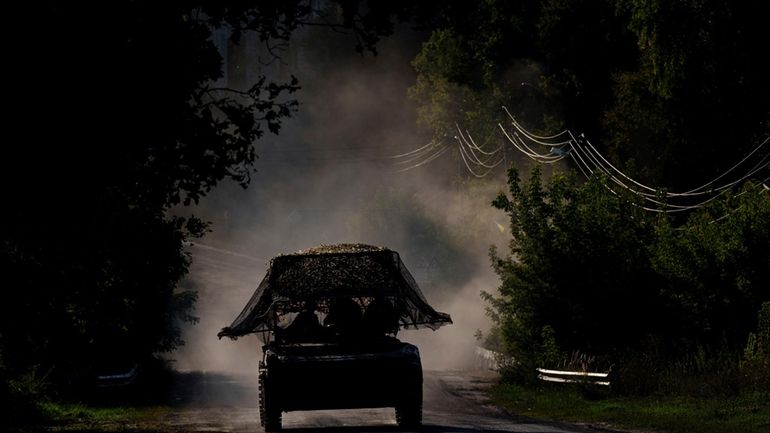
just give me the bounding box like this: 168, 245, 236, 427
32, 402, 172, 432
491, 383, 770, 433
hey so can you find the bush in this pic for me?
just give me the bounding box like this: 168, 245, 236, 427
0, 366, 50, 429
486, 167, 770, 394
488, 167, 663, 365
741, 302, 770, 392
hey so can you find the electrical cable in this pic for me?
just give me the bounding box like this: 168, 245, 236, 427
456, 133, 503, 168
393, 143, 444, 165
387, 141, 436, 159
502, 106, 571, 142
460, 127, 503, 156
502, 112, 770, 213
458, 142, 501, 178
499, 123, 566, 161
395, 145, 450, 172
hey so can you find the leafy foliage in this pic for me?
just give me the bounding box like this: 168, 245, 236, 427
486, 167, 662, 372
745, 303, 770, 363
2, 2, 297, 390
408, 0, 770, 188
606, 0, 770, 186
486, 166, 770, 380
402, 0, 770, 390
0, 1, 404, 393
652, 187, 770, 349
742, 303, 770, 391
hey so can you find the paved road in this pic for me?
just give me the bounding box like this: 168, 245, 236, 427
164, 370, 607, 433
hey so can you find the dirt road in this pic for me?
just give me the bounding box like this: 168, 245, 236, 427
165, 247, 607, 433
163, 370, 605, 433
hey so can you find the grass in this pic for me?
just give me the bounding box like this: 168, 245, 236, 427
491, 382, 770, 433
32, 402, 172, 432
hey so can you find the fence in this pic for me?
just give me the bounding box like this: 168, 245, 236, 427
96, 364, 138, 388
474, 347, 612, 387
536, 367, 611, 386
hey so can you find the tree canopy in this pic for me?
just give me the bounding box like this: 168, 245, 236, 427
404, 1, 770, 379
408, 0, 770, 188
485, 167, 769, 376
0, 1, 406, 390
1, 0, 767, 401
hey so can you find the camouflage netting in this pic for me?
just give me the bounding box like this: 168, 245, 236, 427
218, 244, 452, 339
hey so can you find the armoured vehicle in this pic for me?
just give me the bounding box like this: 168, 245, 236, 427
218, 244, 451, 431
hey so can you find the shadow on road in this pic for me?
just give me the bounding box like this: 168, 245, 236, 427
87, 370, 259, 409
102, 370, 601, 433
166, 371, 259, 407
282, 426, 569, 433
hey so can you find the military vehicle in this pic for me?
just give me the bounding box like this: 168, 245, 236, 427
218, 244, 451, 431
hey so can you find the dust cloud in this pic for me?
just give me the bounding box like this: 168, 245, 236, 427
170, 24, 511, 375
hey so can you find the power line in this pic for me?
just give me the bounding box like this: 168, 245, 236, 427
386, 106, 768, 205
455, 126, 503, 169
457, 124, 504, 156
457, 140, 504, 178
501, 108, 769, 213
394, 145, 450, 172
387, 141, 436, 159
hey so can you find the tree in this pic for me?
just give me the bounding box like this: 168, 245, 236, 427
485, 167, 664, 371
0, 1, 408, 390
407, 0, 770, 189
403, 1, 770, 377
651, 183, 770, 350
605, 0, 770, 187
485, 165, 770, 379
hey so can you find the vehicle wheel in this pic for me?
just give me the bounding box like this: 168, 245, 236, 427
395, 383, 422, 430
395, 403, 422, 429
259, 372, 282, 431
263, 411, 282, 433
